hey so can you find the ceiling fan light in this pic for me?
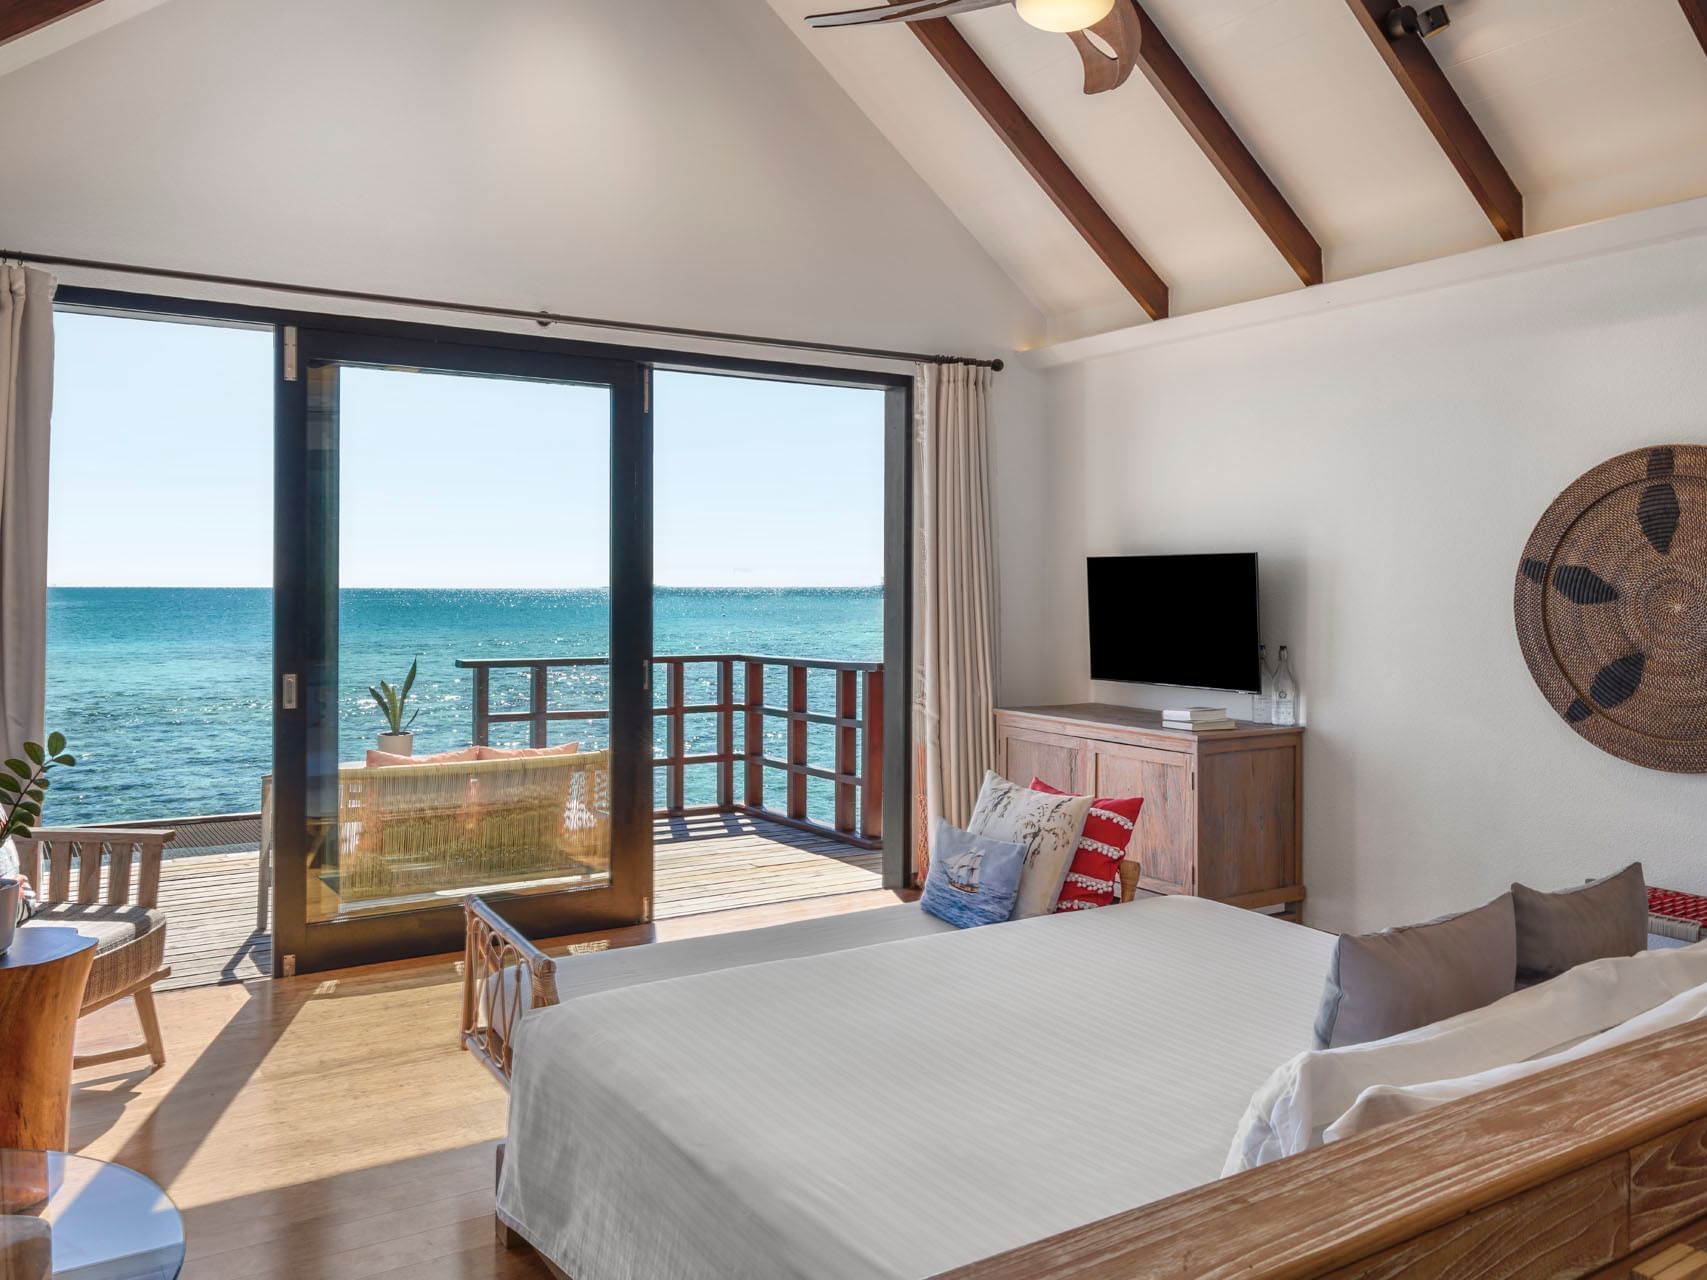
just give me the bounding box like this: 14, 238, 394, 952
1014, 0, 1116, 33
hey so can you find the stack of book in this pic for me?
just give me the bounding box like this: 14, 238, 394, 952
1162, 706, 1237, 732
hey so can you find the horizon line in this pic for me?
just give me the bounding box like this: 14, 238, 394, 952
47, 582, 886, 591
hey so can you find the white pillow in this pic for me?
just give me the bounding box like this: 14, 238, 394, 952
966, 772, 1092, 919
1324, 980, 1707, 1144
1224, 938, 1707, 1175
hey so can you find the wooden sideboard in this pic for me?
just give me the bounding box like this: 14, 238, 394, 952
994, 704, 1305, 921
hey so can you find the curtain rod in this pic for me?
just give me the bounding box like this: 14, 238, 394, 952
2, 248, 1006, 372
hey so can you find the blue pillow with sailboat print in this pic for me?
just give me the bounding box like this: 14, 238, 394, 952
920, 819, 1027, 929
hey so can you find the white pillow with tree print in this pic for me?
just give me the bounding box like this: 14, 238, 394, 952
966, 772, 1093, 919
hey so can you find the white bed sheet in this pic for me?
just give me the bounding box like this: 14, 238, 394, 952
552, 902, 957, 1003
499, 895, 1337, 1280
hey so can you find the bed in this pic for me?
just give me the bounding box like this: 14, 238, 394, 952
484, 895, 1337, 1280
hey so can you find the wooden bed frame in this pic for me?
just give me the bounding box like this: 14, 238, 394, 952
460, 896, 1707, 1280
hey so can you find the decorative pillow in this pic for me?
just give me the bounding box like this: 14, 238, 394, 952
966, 771, 1093, 919
1030, 779, 1142, 912
919, 820, 1027, 929
475, 743, 580, 761
1512, 862, 1647, 984
1313, 892, 1517, 1050
364, 747, 485, 768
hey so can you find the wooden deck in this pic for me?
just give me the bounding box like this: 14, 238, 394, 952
155, 813, 884, 991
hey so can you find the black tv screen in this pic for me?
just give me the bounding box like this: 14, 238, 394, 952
1087, 554, 1260, 693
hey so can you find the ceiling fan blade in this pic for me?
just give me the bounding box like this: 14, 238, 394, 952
804, 0, 1009, 29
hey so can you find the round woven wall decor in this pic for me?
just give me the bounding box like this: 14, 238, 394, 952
1515, 444, 1707, 773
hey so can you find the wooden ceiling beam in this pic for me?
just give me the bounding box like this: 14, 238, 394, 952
1344, 0, 1523, 240
903, 13, 1170, 320
0, 0, 108, 47
1102, 0, 1323, 287
1679, 0, 1707, 56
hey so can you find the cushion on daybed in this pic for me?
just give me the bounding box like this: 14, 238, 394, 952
1312, 892, 1516, 1050
476, 743, 580, 761
1512, 862, 1647, 983
1029, 779, 1141, 912
365, 746, 484, 768
966, 771, 1092, 919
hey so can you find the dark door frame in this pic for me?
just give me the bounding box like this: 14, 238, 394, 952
54, 287, 917, 975
274, 327, 652, 975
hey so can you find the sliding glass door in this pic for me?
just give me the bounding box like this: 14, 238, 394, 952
272, 327, 651, 975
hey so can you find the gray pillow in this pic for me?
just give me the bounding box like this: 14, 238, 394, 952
1512, 862, 1647, 985
1313, 893, 1517, 1050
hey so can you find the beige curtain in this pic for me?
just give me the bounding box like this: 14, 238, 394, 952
0, 265, 56, 763
912, 362, 998, 882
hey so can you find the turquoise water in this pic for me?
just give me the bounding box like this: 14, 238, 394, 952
43, 587, 883, 826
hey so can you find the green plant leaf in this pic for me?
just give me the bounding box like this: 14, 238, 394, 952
401, 659, 418, 702
6, 759, 31, 779
23, 741, 44, 765
46, 731, 65, 756
0, 774, 18, 794
15, 802, 40, 820
25, 789, 43, 804
51, 754, 73, 766
13, 824, 31, 840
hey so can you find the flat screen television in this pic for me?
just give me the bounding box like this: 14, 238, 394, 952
1087, 553, 1260, 693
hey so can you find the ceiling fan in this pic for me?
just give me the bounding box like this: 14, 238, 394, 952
804, 0, 1117, 36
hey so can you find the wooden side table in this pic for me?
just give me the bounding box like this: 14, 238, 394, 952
0, 927, 95, 1151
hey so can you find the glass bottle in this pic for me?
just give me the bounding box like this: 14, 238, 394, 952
1251, 644, 1273, 724
1272, 646, 1297, 726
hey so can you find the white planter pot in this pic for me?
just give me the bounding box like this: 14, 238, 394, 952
377, 732, 414, 756
0, 878, 18, 956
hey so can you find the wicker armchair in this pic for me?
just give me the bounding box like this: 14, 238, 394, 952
16, 828, 176, 1070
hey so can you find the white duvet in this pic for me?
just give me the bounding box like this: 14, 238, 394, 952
498, 896, 1336, 1280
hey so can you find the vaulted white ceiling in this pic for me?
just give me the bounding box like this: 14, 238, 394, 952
767, 0, 1707, 341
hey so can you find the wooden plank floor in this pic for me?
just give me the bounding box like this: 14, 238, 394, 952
156, 813, 883, 991
70, 887, 914, 1280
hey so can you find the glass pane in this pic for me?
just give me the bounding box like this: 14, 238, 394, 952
650, 370, 886, 910
304, 364, 614, 921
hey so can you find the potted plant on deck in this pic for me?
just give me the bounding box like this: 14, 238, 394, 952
370, 660, 420, 756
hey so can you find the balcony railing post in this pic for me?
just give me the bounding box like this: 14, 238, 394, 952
834, 670, 857, 836
787, 664, 809, 821
743, 661, 765, 809
530, 663, 549, 749
666, 660, 686, 814
717, 659, 734, 811
472, 665, 491, 747
861, 668, 883, 842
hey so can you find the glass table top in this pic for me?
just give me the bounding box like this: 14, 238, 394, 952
0, 1150, 184, 1280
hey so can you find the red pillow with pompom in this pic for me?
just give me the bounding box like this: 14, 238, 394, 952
1031, 778, 1142, 911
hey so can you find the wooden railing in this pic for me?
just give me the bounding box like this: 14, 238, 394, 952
456, 655, 883, 849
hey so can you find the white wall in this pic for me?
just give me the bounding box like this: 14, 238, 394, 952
0, 0, 1069, 702
1052, 221, 1707, 933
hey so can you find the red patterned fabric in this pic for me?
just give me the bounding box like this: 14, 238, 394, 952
1650, 886, 1707, 925
1030, 779, 1142, 912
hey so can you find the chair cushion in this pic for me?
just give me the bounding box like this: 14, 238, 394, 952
21, 903, 167, 1008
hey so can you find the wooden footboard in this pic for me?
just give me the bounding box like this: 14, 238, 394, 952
460, 896, 561, 1085
936, 1016, 1707, 1280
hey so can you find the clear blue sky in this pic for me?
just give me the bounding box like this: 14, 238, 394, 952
48, 311, 885, 588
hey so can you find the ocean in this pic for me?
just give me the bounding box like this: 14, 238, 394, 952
43, 586, 883, 826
